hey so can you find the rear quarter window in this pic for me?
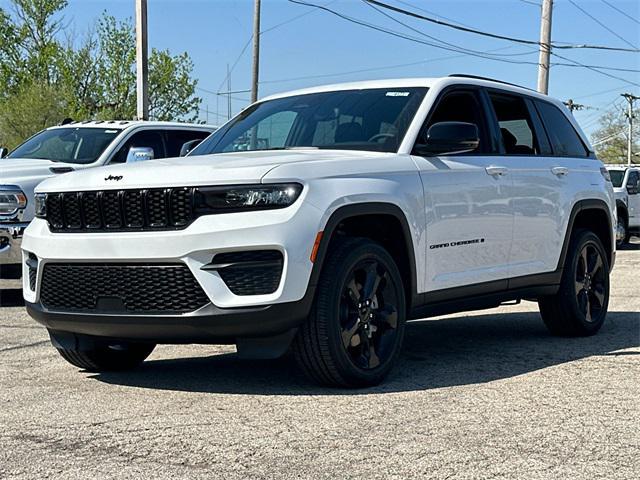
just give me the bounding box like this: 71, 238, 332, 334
535, 101, 589, 158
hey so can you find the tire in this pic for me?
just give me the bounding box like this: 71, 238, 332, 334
538, 229, 610, 336
616, 213, 629, 247
292, 237, 406, 388
56, 339, 156, 372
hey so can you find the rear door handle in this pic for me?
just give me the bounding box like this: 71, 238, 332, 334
486, 165, 508, 176
551, 166, 569, 176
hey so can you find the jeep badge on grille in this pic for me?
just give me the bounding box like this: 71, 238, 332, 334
105, 175, 123, 181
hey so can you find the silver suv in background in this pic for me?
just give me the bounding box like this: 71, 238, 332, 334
0, 121, 216, 280
606, 165, 640, 245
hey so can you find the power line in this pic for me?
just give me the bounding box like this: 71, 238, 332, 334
361, 0, 640, 52
215, 1, 337, 94
361, 0, 538, 59
599, 0, 640, 25
567, 0, 638, 50
288, 0, 640, 86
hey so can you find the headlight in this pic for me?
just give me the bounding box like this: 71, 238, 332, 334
34, 193, 47, 218
194, 183, 303, 214
0, 186, 27, 215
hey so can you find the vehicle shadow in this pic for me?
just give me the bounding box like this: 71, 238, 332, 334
0, 288, 25, 307
618, 242, 640, 251
92, 310, 640, 395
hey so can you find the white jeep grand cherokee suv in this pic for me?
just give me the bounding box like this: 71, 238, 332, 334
22, 76, 616, 387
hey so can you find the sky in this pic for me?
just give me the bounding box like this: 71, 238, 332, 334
2, 0, 639, 137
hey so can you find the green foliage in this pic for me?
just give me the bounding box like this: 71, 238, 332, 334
591, 105, 639, 164
0, 1, 201, 149
0, 82, 68, 149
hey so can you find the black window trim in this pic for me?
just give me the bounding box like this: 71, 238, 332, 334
484, 87, 542, 157
411, 84, 497, 156
532, 98, 595, 159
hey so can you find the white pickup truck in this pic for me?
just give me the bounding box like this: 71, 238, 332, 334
0, 121, 215, 279
606, 164, 640, 245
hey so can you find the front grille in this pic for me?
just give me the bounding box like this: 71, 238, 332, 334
40, 263, 209, 314
213, 250, 284, 296
44, 188, 197, 232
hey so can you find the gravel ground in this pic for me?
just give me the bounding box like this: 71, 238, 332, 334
1, 242, 638, 479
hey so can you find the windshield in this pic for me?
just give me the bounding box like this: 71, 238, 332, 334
7, 127, 120, 164
190, 87, 428, 156
609, 169, 625, 188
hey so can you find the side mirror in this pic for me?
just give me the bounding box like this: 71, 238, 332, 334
179, 139, 202, 157
0, 147, 8, 158
126, 146, 154, 163
414, 121, 480, 156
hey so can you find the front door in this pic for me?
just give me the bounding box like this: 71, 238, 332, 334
411, 88, 514, 292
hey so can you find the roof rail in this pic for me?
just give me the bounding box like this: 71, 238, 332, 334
448, 74, 535, 92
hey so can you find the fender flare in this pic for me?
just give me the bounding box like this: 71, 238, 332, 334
308, 202, 420, 309
557, 199, 614, 270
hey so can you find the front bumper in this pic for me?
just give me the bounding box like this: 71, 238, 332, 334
21, 200, 323, 342
0, 222, 29, 266
26, 293, 314, 343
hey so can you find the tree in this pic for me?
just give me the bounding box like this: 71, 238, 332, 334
0, 2, 201, 149
591, 103, 639, 164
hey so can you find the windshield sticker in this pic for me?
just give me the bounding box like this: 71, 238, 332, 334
386, 91, 410, 97
105, 130, 118, 133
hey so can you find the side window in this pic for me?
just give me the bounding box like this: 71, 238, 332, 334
421, 90, 487, 153
165, 130, 210, 157
110, 130, 166, 164
535, 101, 589, 157
628, 171, 640, 192
489, 93, 538, 155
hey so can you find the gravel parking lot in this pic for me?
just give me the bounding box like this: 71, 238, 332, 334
1, 242, 638, 480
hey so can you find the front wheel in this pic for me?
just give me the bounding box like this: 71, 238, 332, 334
293, 238, 406, 387
538, 230, 610, 336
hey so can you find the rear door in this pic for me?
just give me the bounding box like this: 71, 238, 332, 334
488, 92, 591, 280
411, 87, 515, 292
626, 169, 640, 228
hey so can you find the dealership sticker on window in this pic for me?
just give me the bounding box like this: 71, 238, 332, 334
385, 91, 410, 97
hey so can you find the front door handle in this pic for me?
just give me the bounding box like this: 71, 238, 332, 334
551, 166, 569, 176
486, 165, 508, 176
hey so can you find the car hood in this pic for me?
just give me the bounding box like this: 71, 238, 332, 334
35, 149, 388, 192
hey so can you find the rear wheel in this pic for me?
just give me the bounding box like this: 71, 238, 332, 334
538, 230, 610, 336
55, 338, 155, 372
293, 238, 406, 387
616, 213, 629, 246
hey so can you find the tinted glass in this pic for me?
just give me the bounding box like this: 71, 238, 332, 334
629, 170, 639, 188
110, 130, 165, 164
190, 87, 428, 155
609, 170, 625, 188
165, 130, 211, 157
536, 101, 589, 157
7, 128, 119, 164
422, 91, 487, 153
489, 93, 538, 155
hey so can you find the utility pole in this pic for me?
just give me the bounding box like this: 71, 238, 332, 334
537, 0, 553, 95
621, 93, 639, 167
227, 64, 232, 120
564, 99, 586, 113
135, 0, 149, 120
251, 0, 261, 104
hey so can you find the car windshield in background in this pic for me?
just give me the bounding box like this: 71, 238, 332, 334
190, 87, 428, 155
6, 128, 120, 164
608, 169, 625, 188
